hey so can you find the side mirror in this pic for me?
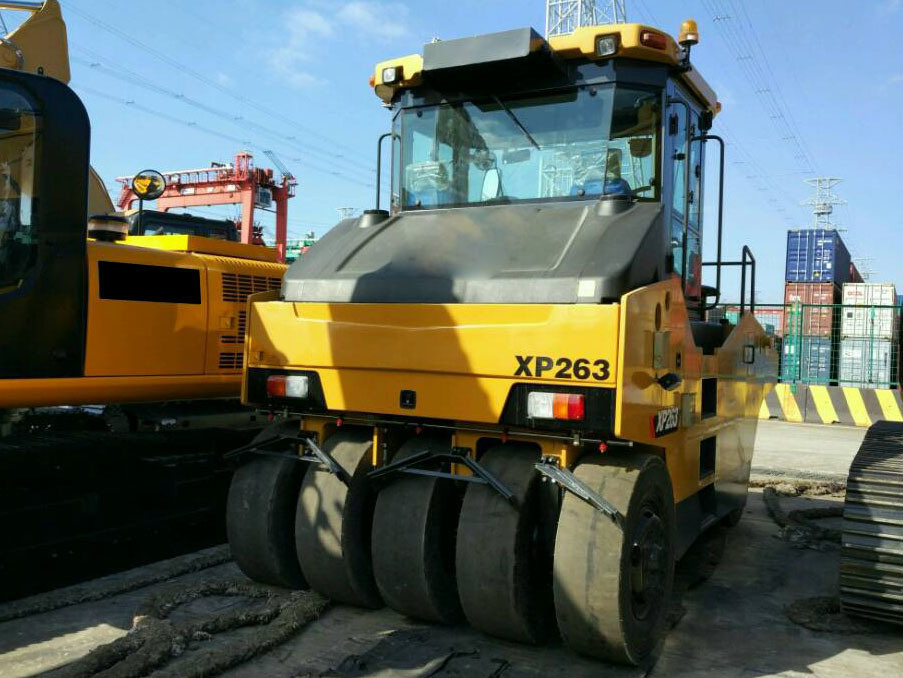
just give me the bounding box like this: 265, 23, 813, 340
131, 169, 166, 201
481, 168, 500, 201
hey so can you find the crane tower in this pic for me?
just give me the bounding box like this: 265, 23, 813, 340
545, 0, 627, 37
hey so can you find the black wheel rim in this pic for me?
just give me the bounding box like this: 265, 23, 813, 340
629, 505, 667, 621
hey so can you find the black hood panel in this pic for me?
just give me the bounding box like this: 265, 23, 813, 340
283, 201, 667, 304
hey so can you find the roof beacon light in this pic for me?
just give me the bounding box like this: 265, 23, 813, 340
595, 34, 619, 58
678, 20, 700, 47
678, 19, 699, 70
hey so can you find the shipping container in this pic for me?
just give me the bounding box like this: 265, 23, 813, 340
849, 262, 864, 284
840, 283, 900, 340
839, 337, 895, 389
785, 229, 852, 285
781, 336, 833, 384
783, 282, 840, 338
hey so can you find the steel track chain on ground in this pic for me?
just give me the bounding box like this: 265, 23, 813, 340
0, 427, 259, 602
840, 421, 903, 624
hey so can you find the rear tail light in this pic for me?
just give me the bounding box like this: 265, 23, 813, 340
640, 31, 668, 50
266, 374, 309, 399
527, 392, 585, 421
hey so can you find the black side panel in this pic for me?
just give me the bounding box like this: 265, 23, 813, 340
0, 70, 90, 378
98, 261, 201, 304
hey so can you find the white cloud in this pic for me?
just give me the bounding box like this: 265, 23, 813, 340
268, 1, 411, 88
337, 2, 410, 40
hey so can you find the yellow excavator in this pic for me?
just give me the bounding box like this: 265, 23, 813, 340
227, 20, 777, 665
0, 1, 284, 598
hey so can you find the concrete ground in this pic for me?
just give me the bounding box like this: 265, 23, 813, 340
1, 421, 900, 677
751, 420, 866, 481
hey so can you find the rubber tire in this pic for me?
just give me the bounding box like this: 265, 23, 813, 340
295, 427, 383, 608
455, 444, 554, 644
553, 453, 675, 666
226, 422, 308, 589
372, 437, 464, 624
724, 505, 744, 527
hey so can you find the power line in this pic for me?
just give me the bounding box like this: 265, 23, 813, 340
633, 0, 660, 26
700, 0, 816, 175
75, 85, 375, 191
71, 49, 375, 179
65, 1, 374, 164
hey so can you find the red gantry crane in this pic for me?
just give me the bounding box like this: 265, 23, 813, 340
116, 151, 297, 260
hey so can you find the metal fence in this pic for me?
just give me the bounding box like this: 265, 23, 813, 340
710, 303, 902, 389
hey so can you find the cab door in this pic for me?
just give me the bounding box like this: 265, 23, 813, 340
665, 84, 705, 312
0, 69, 90, 378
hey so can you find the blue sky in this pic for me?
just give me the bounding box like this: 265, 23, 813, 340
6, 0, 902, 301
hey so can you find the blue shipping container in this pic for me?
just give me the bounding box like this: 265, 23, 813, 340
785, 229, 851, 285
781, 336, 834, 384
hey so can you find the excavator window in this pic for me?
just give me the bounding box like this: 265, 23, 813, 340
0, 86, 39, 294
397, 85, 660, 210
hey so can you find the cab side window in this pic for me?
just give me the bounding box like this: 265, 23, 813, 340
0, 88, 40, 293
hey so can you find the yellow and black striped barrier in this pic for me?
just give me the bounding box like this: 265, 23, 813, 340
759, 384, 903, 427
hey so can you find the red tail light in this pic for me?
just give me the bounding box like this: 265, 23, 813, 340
266, 375, 286, 397
527, 392, 585, 421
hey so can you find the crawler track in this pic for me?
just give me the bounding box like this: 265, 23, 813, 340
840, 421, 903, 625
0, 427, 259, 601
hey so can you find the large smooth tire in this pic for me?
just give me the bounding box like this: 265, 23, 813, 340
226, 422, 307, 589
455, 444, 554, 644
554, 453, 675, 666
295, 428, 382, 608
372, 437, 464, 624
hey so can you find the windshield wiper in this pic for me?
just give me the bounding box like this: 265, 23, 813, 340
493, 96, 540, 151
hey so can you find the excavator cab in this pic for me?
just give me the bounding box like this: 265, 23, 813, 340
0, 0, 286, 404
0, 67, 90, 379
229, 22, 777, 667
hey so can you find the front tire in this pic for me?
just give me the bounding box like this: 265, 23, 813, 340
553, 453, 675, 666
226, 424, 308, 589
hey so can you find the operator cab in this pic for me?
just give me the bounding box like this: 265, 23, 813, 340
125, 209, 239, 241
284, 23, 735, 319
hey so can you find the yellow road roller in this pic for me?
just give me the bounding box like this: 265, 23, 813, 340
227, 20, 777, 666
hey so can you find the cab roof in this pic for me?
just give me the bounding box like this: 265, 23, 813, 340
372, 24, 718, 114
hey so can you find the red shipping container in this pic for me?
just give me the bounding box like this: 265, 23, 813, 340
849, 263, 864, 284
783, 282, 840, 337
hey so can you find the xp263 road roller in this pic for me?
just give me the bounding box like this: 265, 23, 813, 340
227, 20, 777, 666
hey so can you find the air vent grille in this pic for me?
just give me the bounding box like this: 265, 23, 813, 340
218, 352, 243, 370
221, 273, 281, 302
221, 311, 247, 345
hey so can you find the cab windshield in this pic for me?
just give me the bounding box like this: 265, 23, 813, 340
395, 85, 660, 210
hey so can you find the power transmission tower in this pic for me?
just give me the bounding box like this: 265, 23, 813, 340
545, 0, 627, 37
801, 177, 846, 230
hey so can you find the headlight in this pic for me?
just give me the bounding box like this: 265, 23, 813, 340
595, 34, 619, 57
382, 66, 401, 84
